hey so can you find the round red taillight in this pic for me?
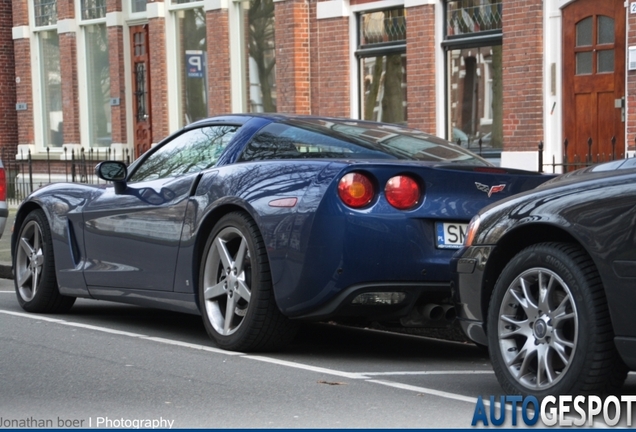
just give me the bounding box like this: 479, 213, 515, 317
385, 175, 420, 210
338, 173, 375, 208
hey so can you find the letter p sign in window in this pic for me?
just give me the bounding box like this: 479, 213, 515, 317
186, 50, 205, 78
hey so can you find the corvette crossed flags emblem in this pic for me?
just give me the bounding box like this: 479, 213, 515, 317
475, 182, 506, 197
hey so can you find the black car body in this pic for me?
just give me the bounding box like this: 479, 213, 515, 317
451, 158, 636, 396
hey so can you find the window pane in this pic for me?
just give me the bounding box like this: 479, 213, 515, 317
131, 126, 238, 182
361, 53, 407, 124
598, 49, 614, 73
360, 9, 406, 46
576, 51, 593, 74
81, 0, 106, 20
241, 0, 276, 112
132, 0, 147, 13
86, 24, 111, 146
446, 0, 502, 37
175, 8, 208, 126
34, 0, 57, 27
576, 17, 592, 47
39, 30, 62, 147
240, 119, 488, 164
448, 46, 502, 149
598, 16, 614, 45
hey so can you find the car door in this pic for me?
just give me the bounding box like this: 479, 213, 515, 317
82, 125, 239, 291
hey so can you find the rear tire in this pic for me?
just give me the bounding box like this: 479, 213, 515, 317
14, 209, 75, 313
487, 242, 627, 397
199, 212, 298, 351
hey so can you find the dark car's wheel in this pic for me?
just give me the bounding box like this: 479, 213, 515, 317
14, 209, 75, 313
199, 212, 298, 352
488, 242, 627, 397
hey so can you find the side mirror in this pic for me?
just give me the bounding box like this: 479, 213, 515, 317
95, 161, 128, 194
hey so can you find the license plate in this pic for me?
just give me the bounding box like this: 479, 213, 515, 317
436, 222, 468, 249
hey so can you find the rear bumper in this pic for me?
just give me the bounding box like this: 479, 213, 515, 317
289, 281, 451, 322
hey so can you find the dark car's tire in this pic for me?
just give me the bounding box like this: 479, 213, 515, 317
199, 212, 298, 352
14, 209, 75, 313
487, 242, 627, 397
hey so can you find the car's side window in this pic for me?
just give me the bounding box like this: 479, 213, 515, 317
130, 125, 238, 182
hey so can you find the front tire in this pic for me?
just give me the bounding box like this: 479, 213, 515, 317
487, 242, 627, 397
14, 209, 75, 313
199, 212, 298, 351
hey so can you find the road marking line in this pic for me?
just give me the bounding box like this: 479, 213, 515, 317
243, 355, 367, 380
0, 308, 491, 406
358, 370, 494, 376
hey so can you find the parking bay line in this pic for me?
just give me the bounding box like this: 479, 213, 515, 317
0, 308, 492, 407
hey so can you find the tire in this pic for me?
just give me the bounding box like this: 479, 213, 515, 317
199, 212, 298, 352
14, 209, 75, 313
487, 242, 627, 397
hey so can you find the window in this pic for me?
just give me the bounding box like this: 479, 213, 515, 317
130, 126, 239, 182
131, 0, 147, 13
33, 0, 62, 148
81, 0, 111, 147
357, 8, 407, 124
444, 0, 502, 151
575, 15, 615, 75
239, 119, 487, 164
174, 6, 208, 126
235, 0, 277, 112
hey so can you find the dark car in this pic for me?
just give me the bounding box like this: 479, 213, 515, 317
452, 158, 636, 396
12, 114, 551, 352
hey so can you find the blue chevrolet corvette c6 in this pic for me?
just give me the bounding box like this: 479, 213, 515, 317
12, 114, 552, 351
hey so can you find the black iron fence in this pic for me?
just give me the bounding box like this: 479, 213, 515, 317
3, 146, 131, 206
538, 138, 634, 173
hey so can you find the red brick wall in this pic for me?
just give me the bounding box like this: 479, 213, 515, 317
0, 0, 17, 156
311, 16, 350, 117
275, 0, 311, 114
406, 4, 436, 133
13, 1, 33, 147
628, 11, 636, 151
59, 32, 81, 145
501, 0, 543, 151
206, 9, 232, 115
148, 15, 169, 142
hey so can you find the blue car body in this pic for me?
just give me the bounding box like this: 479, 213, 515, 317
12, 114, 552, 348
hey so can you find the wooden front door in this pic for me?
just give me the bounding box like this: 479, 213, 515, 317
131, 25, 152, 158
562, 0, 625, 168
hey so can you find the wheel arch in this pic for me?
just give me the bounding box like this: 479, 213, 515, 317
11, 201, 46, 260
191, 203, 262, 308
480, 223, 584, 333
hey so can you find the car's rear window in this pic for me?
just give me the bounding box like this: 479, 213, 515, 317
239, 118, 490, 165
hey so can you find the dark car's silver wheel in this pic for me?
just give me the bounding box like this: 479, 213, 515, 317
199, 212, 298, 351
488, 243, 627, 396
14, 209, 75, 313
496, 267, 578, 390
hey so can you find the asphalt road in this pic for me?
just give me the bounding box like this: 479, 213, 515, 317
1, 278, 635, 429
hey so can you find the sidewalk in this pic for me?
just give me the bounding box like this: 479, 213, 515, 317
0, 207, 14, 279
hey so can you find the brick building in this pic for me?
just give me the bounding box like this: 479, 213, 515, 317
0, 0, 634, 182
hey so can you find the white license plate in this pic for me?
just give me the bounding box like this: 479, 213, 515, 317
436, 222, 468, 249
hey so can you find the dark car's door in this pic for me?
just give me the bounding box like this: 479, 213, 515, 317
82, 125, 238, 291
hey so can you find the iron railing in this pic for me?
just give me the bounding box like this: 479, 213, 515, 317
3, 147, 131, 206
539, 137, 633, 173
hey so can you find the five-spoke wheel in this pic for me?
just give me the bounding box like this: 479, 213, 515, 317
14, 209, 75, 313
199, 212, 297, 351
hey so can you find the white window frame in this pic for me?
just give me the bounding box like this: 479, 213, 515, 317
77, 1, 111, 150
167, 0, 207, 130
30, 0, 62, 154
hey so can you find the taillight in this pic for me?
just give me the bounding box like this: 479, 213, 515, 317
385, 175, 420, 210
338, 172, 374, 208
0, 168, 6, 201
